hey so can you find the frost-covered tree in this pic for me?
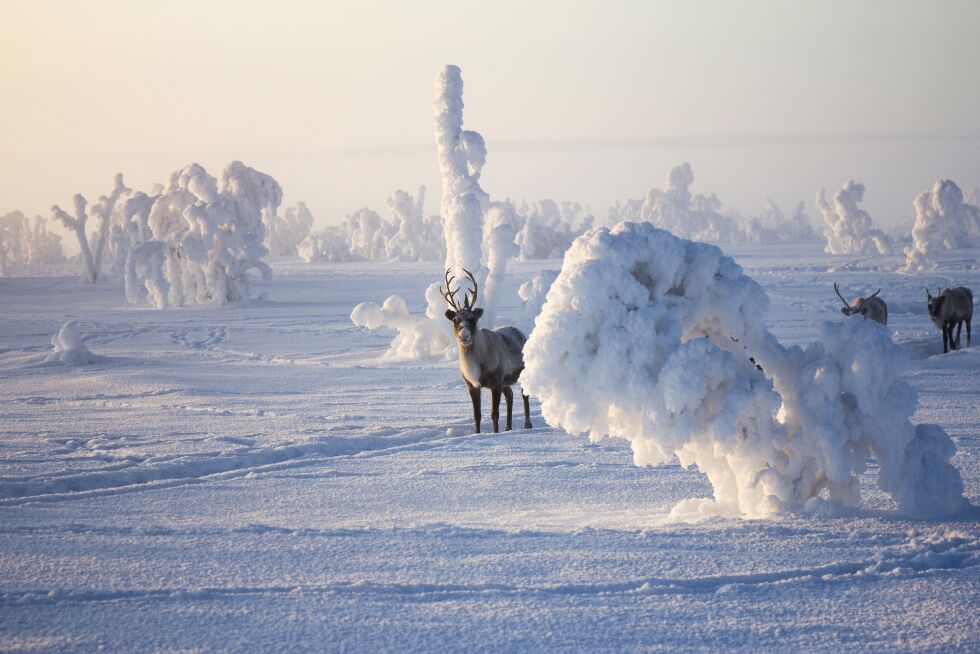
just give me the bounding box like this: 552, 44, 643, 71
816, 181, 892, 255
124, 161, 275, 308
523, 222, 966, 519
0, 211, 66, 275
265, 201, 314, 257
353, 65, 512, 359
52, 173, 129, 282
903, 179, 980, 271
743, 200, 822, 244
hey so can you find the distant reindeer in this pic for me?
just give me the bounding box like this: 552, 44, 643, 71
834, 283, 888, 325
442, 269, 532, 433
926, 287, 973, 353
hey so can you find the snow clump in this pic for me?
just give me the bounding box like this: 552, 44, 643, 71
816, 181, 892, 255
45, 321, 100, 365
903, 179, 980, 271
522, 221, 966, 519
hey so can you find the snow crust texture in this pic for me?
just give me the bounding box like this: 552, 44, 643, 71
904, 179, 980, 270
816, 181, 893, 255
523, 222, 966, 518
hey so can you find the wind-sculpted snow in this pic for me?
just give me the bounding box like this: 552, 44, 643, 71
522, 222, 966, 518
816, 181, 893, 255
124, 162, 274, 308
903, 179, 980, 270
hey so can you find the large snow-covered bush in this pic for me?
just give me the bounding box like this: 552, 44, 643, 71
0, 211, 66, 275
903, 179, 980, 270
816, 181, 892, 255
523, 221, 965, 519
124, 161, 275, 308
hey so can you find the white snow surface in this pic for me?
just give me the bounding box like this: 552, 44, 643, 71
1, 248, 979, 652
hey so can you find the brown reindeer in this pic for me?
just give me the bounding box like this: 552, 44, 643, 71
926, 287, 973, 353
834, 283, 888, 324
442, 269, 532, 433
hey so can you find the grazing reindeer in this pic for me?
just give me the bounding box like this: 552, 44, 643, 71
442, 268, 532, 433
834, 283, 888, 325
926, 287, 973, 353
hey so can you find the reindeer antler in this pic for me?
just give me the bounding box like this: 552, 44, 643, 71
440, 269, 461, 310
834, 282, 850, 307
462, 268, 478, 309
868, 288, 881, 299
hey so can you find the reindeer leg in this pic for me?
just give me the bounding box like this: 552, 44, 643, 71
967, 318, 972, 347
522, 393, 532, 429
468, 383, 481, 433
491, 385, 502, 433
943, 322, 950, 353
955, 320, 963, 349
503, 386, 514, 431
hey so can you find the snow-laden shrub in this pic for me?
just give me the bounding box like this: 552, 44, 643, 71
45, 321, 99, 365
743, 200, 822, 244
903, 179, 980, 271
523, 222, 965, 519
0, 211, 66, 275
265, 201, 314, 257
350, 285, 453, 360
52, 173, 129, 283
816, 181, 892, 255
297, 225, 356, 263
385, 186, 445, 261
124, 161, 274, 308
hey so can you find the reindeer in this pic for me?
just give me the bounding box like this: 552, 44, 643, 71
926, 287, 973, 353
442, 268, 532, 434
834, 283, 888, 325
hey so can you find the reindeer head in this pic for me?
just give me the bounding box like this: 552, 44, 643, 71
442, 268, 483, 348
835, 283, 880, 318
926, 287, 944, 320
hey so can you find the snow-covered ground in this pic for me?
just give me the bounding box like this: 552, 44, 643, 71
1, 246, 978, 652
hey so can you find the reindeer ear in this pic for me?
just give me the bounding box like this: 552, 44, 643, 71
444, 309, 456, 321
473, 308, 484, 319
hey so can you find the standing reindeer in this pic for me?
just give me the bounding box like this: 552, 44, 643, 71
926, 287, 973, 353
442, 269, 532, 433
834, 283, 888, 324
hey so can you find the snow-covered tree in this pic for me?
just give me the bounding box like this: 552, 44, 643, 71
743, 200, 822, 244
0, 211, 66, 275
52, 173, 129, 282
903, 179, 980, 270
523, 222, 965, 519
816, 181, 892, 255
124, 161, 275, 308
265, 201, 314, 257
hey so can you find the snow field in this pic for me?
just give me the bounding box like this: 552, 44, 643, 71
0, 249, 978, 651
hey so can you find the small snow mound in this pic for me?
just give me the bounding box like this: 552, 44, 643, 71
45, 321, 99, 365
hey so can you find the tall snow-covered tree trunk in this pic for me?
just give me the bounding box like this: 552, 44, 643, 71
53, 195, 97, 283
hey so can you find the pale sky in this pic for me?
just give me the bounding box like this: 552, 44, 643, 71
2, 0, 979, 231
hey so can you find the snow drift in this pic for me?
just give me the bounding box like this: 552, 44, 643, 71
903, 179, 980, 271
816, 181, 892, 255
522, 221, 965, 519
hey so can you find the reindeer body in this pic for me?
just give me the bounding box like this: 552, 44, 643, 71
442, 269, 532, 434
927, 286, 973, 353
835, 283, 887, 324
